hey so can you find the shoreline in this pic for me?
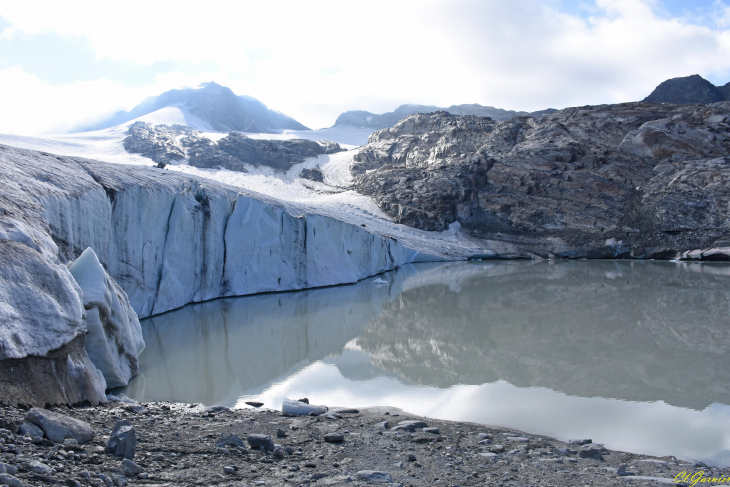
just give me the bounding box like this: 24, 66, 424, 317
1, 399, 726, 487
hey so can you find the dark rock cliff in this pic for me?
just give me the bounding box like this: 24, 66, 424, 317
353, 102, 730, 258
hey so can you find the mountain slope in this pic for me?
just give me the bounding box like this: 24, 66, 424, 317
333, 103, 556, 129
644, 74, 727, 104
76, 82, 309, 133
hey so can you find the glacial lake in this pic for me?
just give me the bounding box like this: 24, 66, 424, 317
119, 260, 730, 466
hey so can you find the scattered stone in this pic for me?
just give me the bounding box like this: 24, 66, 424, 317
407, 454, 416, 461
297, 398, 309, 404
272, 447, 285, 459
276, 428, 287, 438
25, 408, 95, 444
578, 444, 604, 460
392, 424, 416, 432
123, 405, 147, 414
0, 463, 18, 475
121, 459, 142, 476
0, 474, 23, 487
423, 427, 440, 434
105, 420, 137, 459
554, 447, 570, 456
569, 439, 593, 445
217, 433, 246, 449
377, 421, 390, 429
222, 466, 236, 474
357, 470, 394, 483
331, 407, 359, 414
29, 460, 53, 474
247, 434, 275, 451
66, 480, 82, 487
324, 433, 345, 443
245, 401, 264, 408
618, 464, 635, 476
16, 421, 43, 438
304, 462, 317, 468
397, 420, 428, 428
111, 474, 127, 487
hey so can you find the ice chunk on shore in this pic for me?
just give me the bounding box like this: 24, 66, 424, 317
69, 248, 144, 388
281, 398, 328, 416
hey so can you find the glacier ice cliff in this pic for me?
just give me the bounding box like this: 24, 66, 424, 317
0, 143, 424, 405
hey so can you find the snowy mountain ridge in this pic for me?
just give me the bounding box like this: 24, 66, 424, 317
75, 81, 309, 134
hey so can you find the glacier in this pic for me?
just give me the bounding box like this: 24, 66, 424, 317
0, 143, 440, 405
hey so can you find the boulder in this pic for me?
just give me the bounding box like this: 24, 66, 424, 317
25, 408, 94, 444
105, 420, 136, 459
247, 434, 275, 451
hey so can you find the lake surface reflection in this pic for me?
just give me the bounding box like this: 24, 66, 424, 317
120, 260, 730, 466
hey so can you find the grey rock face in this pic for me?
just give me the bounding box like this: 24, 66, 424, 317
644, 74, 727, 104
25, 408, 94, 444
105, 420, 136, 459
123, 122, 344, 172
123, 122, 190, 164
76, 81, 308, 133
299, 167, 324, 182
353, 102, 730, 258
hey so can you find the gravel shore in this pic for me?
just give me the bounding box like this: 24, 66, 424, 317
0, 398, 726, 487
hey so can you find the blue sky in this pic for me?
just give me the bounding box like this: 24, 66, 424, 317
1, 0, 729, 134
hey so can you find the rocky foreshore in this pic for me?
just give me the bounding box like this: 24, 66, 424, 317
0, 397, 724, 487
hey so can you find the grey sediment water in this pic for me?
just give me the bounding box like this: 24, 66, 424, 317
119, 260, 730, 466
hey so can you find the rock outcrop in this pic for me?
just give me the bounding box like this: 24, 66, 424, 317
76, 81, 308, 133
0, 143, 422, 404
644, 74, 728, 104
353, 102, 730, 258
123, 121, 344, 170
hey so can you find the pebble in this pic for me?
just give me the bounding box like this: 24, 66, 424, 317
423, 427, 440, 434
245, 401, 264, 408
397, 420, 428, 428
222, 466, 236, 474
276, 428, 287, 438
324, 433, 345, 443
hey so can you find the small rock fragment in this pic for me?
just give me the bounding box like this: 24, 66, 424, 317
245, 401, 264, 408
324, 433, 345, 443
423, 427, 440, 434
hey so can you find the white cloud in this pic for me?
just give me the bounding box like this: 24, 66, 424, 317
1, 0, 730, 133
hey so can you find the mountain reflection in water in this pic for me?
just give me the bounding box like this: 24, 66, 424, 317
120, 260, 730, 466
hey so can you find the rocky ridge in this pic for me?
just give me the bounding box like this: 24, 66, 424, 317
0, 399, 722, 487
644, 74, 730, 105
334, 103, 556, 130
352, 102, 730, 258
123, 121, 345, 171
